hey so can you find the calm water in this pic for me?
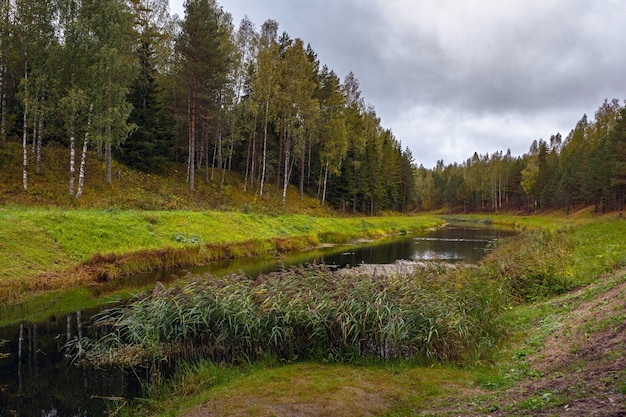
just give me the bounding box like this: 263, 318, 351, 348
0, 224, 515, 416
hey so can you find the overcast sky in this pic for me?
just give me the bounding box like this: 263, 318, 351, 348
170, 0, 626, 168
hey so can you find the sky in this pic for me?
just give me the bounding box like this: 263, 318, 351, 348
169, 0, 626, 168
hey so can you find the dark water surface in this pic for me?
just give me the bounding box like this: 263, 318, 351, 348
0, 224, 515, 416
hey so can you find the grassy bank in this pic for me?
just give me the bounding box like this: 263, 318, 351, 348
0, 206, 442, 308
94, 214, 626, 416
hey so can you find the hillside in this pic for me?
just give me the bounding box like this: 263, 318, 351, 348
0, 141, 334, 215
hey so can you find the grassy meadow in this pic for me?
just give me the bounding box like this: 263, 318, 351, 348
0, 142, 447, 312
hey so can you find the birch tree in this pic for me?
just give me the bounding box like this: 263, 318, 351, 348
229, 16, 257, 189
317, 68, 347, 206
58, 0, 91, 197
250, 19, 279, 197
15, 0, 57, 190
90, 0, 137, 184
275, 38, 316, 206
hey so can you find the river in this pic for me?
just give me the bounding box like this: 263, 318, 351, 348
0, 224, 515, 416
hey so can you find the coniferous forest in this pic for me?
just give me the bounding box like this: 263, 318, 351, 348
0, 0, 625, 214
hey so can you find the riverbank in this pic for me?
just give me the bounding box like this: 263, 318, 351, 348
0, 207, 443, 319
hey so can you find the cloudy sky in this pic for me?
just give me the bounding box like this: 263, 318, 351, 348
170, 0, 626, 168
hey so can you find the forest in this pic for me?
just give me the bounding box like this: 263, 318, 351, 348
0, 0, 625, 215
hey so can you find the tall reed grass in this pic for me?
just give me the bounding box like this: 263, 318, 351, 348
76, 262, 508, 371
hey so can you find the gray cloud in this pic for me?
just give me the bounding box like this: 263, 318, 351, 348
172, 0, 626, 168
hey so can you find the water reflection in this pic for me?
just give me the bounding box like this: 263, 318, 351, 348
0, 311, 140, 417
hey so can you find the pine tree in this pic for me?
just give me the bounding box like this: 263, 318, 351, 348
117, 41, 174, 173
176, 0, 229, 191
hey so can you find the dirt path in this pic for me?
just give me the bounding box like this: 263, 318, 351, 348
489, 272, 626, 417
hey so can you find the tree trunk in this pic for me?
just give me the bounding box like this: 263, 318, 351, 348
36, 105, 43, 174
307, 140, 312, 194
276, 118, 283, 195
76, 103, 93, 198
105, 136, 112, 183
1, 81, 6, 148
260, 100, 269, 198
249, 114, 257, 189
216, 123, 222, 170
282, 135, 290, 206
321, 161, 329, 206
188, 77, 196, 191
31, 94, 37, 156
244, 127, 252, 192
299, 143, 305, 200
0, 34, 4, 148
69, 120, 76, 197
105, 79, 112, 184
22, 60, 28, 191
204, 119, 209, 183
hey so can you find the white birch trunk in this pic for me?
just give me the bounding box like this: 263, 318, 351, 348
260, 100, 269, 197
22, 59, 28, 191
250, 114, 257, 187
76, 103, 93, 198
69, 120, 75, 197
322, 161, 329, 206
281, 136, 290, 207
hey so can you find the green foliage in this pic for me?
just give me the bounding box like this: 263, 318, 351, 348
518, 390, 566, 411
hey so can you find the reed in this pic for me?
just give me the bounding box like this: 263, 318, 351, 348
75, 261, 508, 373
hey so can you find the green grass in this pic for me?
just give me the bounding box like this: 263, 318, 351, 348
0, 206, 442, 266
114, 360, 472, 417
0, 205, 444, 316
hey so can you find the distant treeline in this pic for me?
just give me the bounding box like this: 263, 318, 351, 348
415, 99, 626, 214
0, 0, 623, 214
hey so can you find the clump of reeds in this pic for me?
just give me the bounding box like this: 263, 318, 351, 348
480, 226, 575, 302
76, 261, 508, 371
